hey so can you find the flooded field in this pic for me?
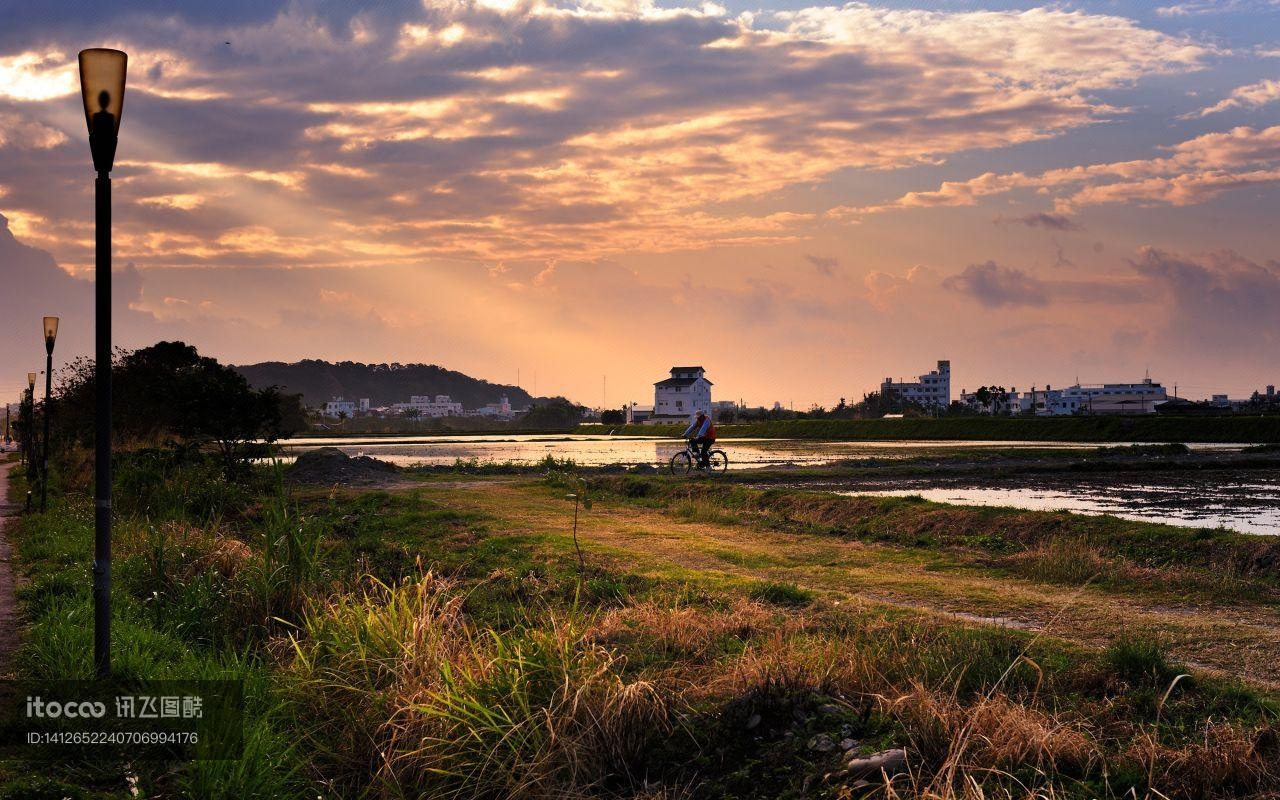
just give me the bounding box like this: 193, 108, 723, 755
839, 475, 1280, 535
278, 434, 1237, 469
276, 434, 1276, 535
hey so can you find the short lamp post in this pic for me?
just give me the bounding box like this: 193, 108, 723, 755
79, 47, 127, 680
40, 316, 58, 513
25, 372, 36, 469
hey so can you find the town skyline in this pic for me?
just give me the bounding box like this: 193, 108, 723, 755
2, 0, 1279, 407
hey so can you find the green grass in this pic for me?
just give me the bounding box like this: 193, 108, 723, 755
747, 580, 815, 607
7, 456, 1280, 799
590, 476, 1280, 606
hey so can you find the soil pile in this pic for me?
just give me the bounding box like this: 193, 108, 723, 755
288, 447, 400, 485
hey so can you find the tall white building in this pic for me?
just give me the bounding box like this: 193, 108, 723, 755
652, 366, 713, 422
882, 360, 951, 409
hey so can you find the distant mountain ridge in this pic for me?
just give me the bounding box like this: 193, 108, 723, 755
233, 359, 536, 410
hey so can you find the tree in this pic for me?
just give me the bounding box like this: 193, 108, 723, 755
52, 341, 306, 470
600, 408, 625, 425
975, 386, 993, 413
521, 398, 585, 429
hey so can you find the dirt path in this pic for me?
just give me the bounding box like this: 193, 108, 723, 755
0, 460, 21, 676
414, 479, 1280, 691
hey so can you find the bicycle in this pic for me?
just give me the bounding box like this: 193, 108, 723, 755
669, 439, 728, 475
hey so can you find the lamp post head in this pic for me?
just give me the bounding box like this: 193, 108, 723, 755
77, 48, 127, 174
28, 373, 36, 391
43, 316, 60, 355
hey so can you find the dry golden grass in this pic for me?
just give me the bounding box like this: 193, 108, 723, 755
590, 597, 795, 663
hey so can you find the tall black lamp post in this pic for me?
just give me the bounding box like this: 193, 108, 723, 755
79, 47, 127, 680
40, 316, 58, 513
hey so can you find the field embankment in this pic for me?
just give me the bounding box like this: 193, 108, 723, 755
582, 415, 1280, 443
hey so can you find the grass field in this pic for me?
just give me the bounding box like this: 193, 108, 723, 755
3, 454, 1278, 799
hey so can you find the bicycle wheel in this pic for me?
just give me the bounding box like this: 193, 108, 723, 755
707, 449, 728, 474
669, 451, 692, 475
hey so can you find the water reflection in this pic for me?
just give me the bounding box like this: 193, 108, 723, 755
276, 434, 1232, 470
843, 475, 1280, 535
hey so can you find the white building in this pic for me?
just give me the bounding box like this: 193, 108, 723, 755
625, 404, 654, 424
882, 360, 951, 409
472, 396, 513, 418
711, 399, 738, 420
391, 394, 465, 417
322, 397, 357, 419
650, 365, 713, 423
1015, 378, 1167, 415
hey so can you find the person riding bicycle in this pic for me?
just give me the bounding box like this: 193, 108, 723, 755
681, 409, 717, 468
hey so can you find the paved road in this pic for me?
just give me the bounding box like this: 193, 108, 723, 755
0, 459, 20, 675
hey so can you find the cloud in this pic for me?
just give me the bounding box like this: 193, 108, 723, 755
805, 254, 839, 276
942, 259, 1148, 308
0, 213, 151, 394
994, 213, 1083, 232
1156, 0, 1280, 16
1128, 247, 1280, 354
856, 125, 1280, 217
0, 112, 67, 150
1189, 79, 1280, 118
942, 261, 1048, 308
0, 1, 1211, 268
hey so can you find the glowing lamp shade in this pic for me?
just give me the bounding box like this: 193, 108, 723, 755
28, 373, 36, 390
43, 316, 60, 347
78, 49, 127, 136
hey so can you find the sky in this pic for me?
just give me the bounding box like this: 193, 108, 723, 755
1, 0, 1278, 409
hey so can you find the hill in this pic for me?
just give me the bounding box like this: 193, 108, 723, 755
233, 359, 536, 410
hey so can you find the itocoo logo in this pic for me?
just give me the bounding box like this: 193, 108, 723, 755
25, 696, 107, 719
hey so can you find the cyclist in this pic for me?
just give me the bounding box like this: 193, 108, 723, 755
681, 409, 717, 468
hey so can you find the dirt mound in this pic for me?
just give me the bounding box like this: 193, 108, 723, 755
288, 447, 400, 485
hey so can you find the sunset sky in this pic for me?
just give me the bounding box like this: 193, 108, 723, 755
2, 0, 1278, 408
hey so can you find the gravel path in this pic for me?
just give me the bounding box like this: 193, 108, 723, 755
0, 459, 20, 676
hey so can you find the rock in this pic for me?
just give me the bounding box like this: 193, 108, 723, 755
807, 734, 836, 753
628, 463, 657, 474
745, 713, 761, 730
841, 748, 907, 781
840, 738, 857, 751
817, 704, 843, 716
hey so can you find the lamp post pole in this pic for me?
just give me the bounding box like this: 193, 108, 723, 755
26, 373, 36, 472
41, 317, 58, 513
79, 48, 127, 680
